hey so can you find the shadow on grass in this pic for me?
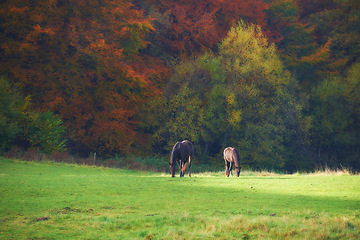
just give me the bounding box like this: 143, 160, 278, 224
162, 176, 360, 217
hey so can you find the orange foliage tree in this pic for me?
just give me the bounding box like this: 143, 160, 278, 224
136, 0, 269, 59
0, 0, 168, 156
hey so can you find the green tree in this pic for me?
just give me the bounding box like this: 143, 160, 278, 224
310, 62, 360, 170
23, 112, 67, 153
0, 76, 66, 153
0, 76, 28, 150
265, 0, 332, 88
148, 22, 308, 170
145, 54, 227, 160
219, 21, 306, 170
309, 0, 360, 73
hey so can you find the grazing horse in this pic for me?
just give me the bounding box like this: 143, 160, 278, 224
170, 140, 194, 177
223, 147, 241, 177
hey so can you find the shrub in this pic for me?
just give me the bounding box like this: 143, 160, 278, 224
0, 76, 28, 151
23, 111, 67, 153
0, 76, 67, 154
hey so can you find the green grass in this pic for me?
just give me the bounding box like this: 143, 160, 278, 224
1, 158, 359, 239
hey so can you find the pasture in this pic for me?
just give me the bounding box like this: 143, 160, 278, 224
0, 158, 359, 239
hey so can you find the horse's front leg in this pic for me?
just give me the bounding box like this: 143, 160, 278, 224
225, 161, 230, 177
176, 160, 181, 177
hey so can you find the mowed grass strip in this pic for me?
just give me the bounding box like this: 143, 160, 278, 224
1, 158, 359, 239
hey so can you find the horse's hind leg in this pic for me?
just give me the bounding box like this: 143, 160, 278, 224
225, 161, 228, 177
229, 162, 233, 177
181, 161, 188, 176
179, 160, 184, 177
188, 156, 192, 177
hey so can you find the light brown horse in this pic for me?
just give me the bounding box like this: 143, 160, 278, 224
170, 140, 194, 177
223, 147, 241, 177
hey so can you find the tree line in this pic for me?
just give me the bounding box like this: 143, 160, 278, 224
0, 0, 359, 171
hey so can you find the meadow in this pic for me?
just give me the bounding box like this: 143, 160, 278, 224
0, 158, 359, 239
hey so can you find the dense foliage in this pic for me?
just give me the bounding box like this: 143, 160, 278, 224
0, 77, 66, 153
0, 0, 359, 171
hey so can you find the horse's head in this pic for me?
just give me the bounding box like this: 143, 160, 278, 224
169, 142, 181, 177
236, 166, 242, 177
169, 162, 176, 177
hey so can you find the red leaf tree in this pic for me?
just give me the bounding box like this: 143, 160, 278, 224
137, 0, 269, 59
0, 0, 168, 156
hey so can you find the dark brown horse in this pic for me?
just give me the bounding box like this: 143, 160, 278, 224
170, 140, 194, 177
223, 147, 241, 177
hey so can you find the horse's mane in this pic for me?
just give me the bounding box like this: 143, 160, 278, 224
170, 141, 181, 164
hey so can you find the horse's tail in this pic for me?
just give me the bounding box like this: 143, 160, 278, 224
233, 148, 241, 168
190, 141, 194, 156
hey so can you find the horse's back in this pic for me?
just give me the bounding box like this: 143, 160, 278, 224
223, 147, 233, 154
223, 147, 233, 161
224, 147, 239, 164
181, 140, 192, 147
180, 140, 193, 154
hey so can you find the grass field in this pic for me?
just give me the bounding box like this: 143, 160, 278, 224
1, 158, 359, 239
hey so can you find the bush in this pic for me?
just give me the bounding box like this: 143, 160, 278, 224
0, 76, 67, 154
23, 111, 67, 153
0, 76, 28, 151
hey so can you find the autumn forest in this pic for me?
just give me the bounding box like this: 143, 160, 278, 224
1, 0, 359, 171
